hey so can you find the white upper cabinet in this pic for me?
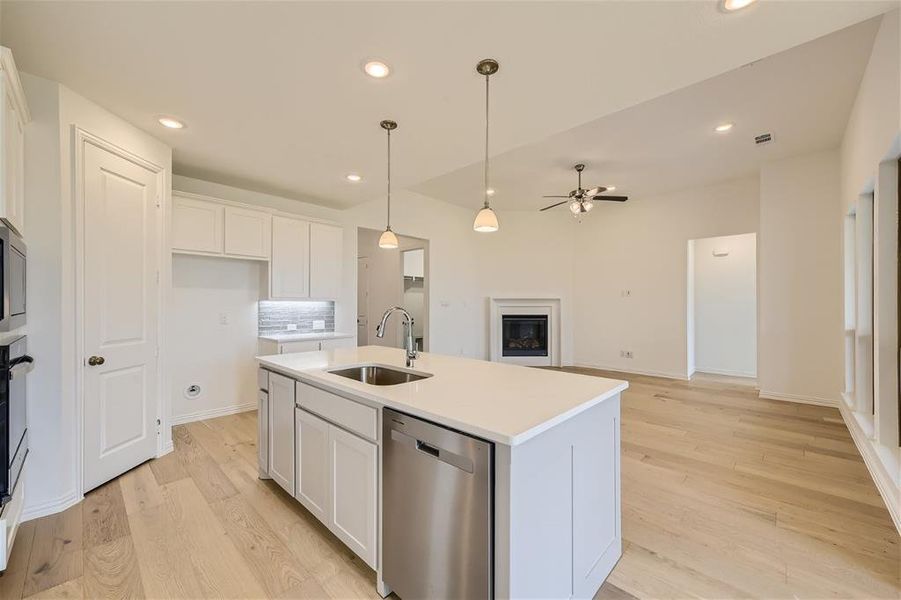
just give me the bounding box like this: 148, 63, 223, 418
309, 223, 343, 300
0, 48, 29, 237
171, 195, 224, 253
224, 205, 271, 259
270, 215, 310, 299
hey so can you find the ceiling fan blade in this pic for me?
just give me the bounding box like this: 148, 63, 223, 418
592, 195, 629, 202
540, 201, 569, 211
542, 195, 570, 198
585, 186, 607, 196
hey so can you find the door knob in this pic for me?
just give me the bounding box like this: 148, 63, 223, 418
87, 356, 105, 366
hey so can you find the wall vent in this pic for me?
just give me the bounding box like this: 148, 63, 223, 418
754, 132, 774, 145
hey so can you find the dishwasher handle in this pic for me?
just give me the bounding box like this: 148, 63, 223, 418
390, 429, 474, 473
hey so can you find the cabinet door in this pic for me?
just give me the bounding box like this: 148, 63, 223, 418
329, 425, 377, 568
171, 195, 224, 253
267, 372, 295, 495
224, 206, 271, 259
0, 83, 24, 235
279, 340, 321, 354
309, 223, 343, 299
271, 216, 310, 299
258, 391, 270, 478
295, 408, 330, 522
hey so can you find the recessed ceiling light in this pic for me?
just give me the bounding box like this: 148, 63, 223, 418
345, 173, 362, 182
722, 0, 757, 11
364, 61, 391, 78
158, 116, 185, 129
715, 122, 734, 133
486, 188, 495, 196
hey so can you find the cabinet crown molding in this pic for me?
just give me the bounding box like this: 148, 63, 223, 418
0, 47, 31, 124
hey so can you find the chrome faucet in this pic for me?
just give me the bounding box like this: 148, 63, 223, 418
375, 306, 418, 367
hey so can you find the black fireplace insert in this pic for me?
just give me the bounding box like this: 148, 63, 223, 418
502, 314, 548, 357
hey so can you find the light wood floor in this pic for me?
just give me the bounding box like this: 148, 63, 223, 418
1, 369, 898, 599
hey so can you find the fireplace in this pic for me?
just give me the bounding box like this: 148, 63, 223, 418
502, 315, 549, 357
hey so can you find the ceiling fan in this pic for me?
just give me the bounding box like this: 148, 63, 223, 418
540, 163, 628, 215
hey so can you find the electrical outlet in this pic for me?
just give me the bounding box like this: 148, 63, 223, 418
313, 320, 326, 330
620, 350, 634, 359
218, 313, 229, 325
286, 324, 298, 331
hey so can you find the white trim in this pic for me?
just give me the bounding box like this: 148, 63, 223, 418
0, 47, 31, 123
693, 367, 757, 379
73, 127, 168, 496
170, 401, 257, 426
572, 362, 690, 381
757, 389, 837, 407
173, 189, 341, 227
21, 489, 81, 522
838, 397, 901, 534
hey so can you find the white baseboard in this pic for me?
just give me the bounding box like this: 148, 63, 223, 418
22, 489, 82, 522
757, 389, 837, 407
838, 398, 901, 534
572, 363, 689, 381
694, 367, 757, 379
170, 402, 256, 426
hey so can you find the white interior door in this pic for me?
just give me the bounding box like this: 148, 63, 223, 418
82, 140, 160, 493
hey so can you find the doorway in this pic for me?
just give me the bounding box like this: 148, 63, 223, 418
356, 228, 429, 351
687, 233, 757, 380
77, 131, 165, 493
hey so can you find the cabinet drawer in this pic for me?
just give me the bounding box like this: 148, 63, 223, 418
280, 340, 321, 354
258, 368, 269, 391
296, 382, 377, 442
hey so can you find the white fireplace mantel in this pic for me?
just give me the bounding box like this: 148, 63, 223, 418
489, 297, 561, 367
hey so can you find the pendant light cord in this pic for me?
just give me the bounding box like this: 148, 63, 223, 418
484, 73, 490, 209
386, 127, 391, 229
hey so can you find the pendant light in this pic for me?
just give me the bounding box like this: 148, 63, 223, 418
378, 119, 399, 249
473, 58, 499, 232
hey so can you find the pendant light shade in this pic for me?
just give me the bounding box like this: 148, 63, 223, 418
378, 228, 399, 249
379, 119, 398, 249
473, 58, 500, 233
473, 206, 499, 232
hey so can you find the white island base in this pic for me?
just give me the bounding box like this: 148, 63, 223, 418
257, 347, 624, 600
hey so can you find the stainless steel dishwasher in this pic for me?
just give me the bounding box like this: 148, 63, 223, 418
382, 408, 493, 599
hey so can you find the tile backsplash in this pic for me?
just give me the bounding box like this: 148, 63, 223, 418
258, 301, 335, 335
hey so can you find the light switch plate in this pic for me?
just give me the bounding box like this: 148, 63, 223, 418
286, 324, 298, 331
313, 320, 326, 330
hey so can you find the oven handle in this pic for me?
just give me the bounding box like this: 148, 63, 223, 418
9, 355, 34, 380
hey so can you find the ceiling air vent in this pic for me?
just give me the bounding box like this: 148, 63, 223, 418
754, 132, 774, 146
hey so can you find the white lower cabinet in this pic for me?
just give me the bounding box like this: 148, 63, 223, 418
268, 372, 296, 495
328, 425, 377, 568
293, 384, 378, 569
295, 408, 330, 523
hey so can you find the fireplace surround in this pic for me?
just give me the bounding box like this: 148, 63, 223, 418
489, 297, 561, 366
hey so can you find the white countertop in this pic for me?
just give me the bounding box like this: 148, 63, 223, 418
259, 331, 355, 343
257, 346, 627, 446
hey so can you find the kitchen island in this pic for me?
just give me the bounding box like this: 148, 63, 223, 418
257, 345, 627, 599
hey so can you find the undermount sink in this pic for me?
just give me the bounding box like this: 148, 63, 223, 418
328, 364, 433, 386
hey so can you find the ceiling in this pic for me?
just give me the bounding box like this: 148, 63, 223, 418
414, 16, 882, 210
1, 1, 894, 209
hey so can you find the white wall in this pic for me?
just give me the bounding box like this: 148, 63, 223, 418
692, 233, 757, 378
840, 9, 900, 213
759, 150, 843, 404
21, 74, 172, 519
573, 177, 760, 378
170, 255, 261, 423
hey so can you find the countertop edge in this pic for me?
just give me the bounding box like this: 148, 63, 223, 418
259, 332, 355, 342
256, 355, 628, 446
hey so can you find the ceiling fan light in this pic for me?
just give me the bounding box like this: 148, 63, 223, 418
473, 207, 499, 232
582, 200, 594, 212
569, 200, 582, 215
378, 228, 399, 249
